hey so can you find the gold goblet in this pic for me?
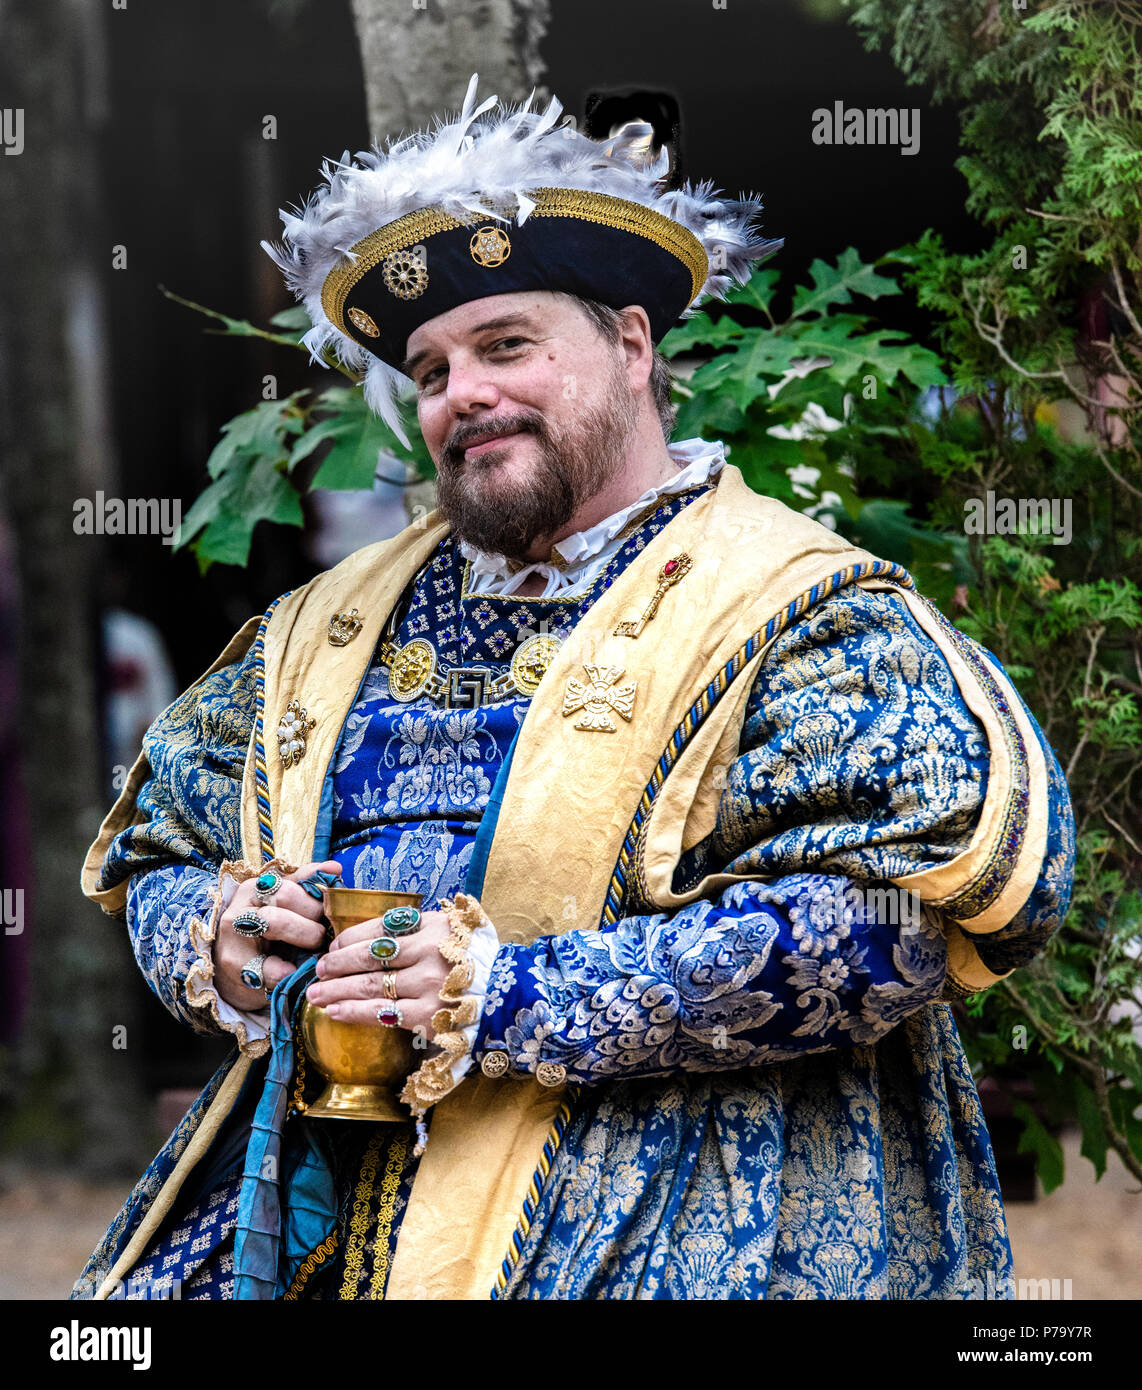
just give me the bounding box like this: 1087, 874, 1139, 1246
296, 887, 421, 1122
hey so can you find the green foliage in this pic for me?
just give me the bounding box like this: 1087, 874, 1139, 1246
840, 0, 1142, 1189
670, 229, 1142, 1189
167, 291, 431, 571
661, 249, 971, 606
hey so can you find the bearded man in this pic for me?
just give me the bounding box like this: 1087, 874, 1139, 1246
75, 78, 1074, 1301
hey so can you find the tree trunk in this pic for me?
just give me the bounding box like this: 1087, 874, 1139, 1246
349, 0, 550, 141
349, 0, 551, 521
0, 0, 148, 1175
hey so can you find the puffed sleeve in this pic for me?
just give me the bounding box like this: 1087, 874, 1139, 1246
84, 634, 275, 1053
470, 585, 1075, 1085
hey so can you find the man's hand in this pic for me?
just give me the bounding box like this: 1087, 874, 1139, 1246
214, 860, 342, 1012
304, 910, 454, 1041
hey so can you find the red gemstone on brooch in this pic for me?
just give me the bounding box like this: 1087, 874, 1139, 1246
663, 559, 679, 576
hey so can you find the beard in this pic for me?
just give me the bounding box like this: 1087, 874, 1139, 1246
433, 364, 639, 563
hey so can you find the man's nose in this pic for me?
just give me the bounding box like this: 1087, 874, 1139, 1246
444, 359, 501, 415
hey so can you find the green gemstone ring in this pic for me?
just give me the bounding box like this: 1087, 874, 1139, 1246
381, 906, 421, 936
368, 935, 400, 962
253, 870, 283, 906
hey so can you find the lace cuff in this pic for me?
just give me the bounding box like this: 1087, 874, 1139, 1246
184, 857, 296, 1058
399, 891, 499, 1151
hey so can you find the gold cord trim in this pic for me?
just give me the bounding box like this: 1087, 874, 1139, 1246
528, 187, 707, 302
320, 187, 708, 339
398, 891, 487, 1141
289, 1031, 309, 1115
282, 1233, 338, 1301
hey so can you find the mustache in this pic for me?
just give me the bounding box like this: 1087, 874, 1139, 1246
441, 413, 546, 469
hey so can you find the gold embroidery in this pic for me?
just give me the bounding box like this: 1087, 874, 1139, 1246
369, 1132, 409, 1299
289, 1032, 308, 1116
339, 1133, 383, 1300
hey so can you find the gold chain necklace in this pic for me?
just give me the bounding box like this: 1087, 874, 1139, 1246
382, 485, 710, 709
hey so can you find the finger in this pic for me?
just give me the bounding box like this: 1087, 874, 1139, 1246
316, 934, 425, 979
315, 941, 387, 980
328, 911, 447, 955
236, 904, 326, 952
283, 861, 344, 907
306, 961, 435, 1008
321, 997, 433, 1038
257, 878, 329, 923
232, 952, 296, 1003
261, 954, 299, 991
288, 860, 343, 882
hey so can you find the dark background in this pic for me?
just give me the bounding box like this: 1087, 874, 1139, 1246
106, 0, 974, 680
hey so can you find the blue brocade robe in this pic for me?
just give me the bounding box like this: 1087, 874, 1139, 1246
77, 481, 1075, 1300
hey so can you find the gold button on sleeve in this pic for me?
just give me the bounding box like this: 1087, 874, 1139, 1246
535, 1061, 567, 1088
480, 1050, 510, 1079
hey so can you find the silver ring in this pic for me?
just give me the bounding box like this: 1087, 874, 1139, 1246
233, 909, 270, 939
240, 955, 267, 991
252, 870, 284, 907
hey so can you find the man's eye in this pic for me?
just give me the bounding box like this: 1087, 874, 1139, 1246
418, 365, 446, 389
492, 337, 527, 351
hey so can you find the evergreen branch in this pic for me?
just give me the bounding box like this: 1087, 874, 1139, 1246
1066, 624, 1104, 784
1109, 252, 1142, 343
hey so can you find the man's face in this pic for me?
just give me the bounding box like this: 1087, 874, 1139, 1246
402, 291, 640, 562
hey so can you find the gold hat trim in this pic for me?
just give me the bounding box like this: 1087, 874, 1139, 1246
320, 187, 709, 340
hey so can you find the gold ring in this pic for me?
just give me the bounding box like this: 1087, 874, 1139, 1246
382, 972, 399, 1002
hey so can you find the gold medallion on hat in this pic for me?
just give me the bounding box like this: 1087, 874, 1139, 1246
346, 306, 380, 337
382, 243, 429, 300
470, 225, 511, 268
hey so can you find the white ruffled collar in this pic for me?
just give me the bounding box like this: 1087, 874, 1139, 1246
459, 438, 726, 596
